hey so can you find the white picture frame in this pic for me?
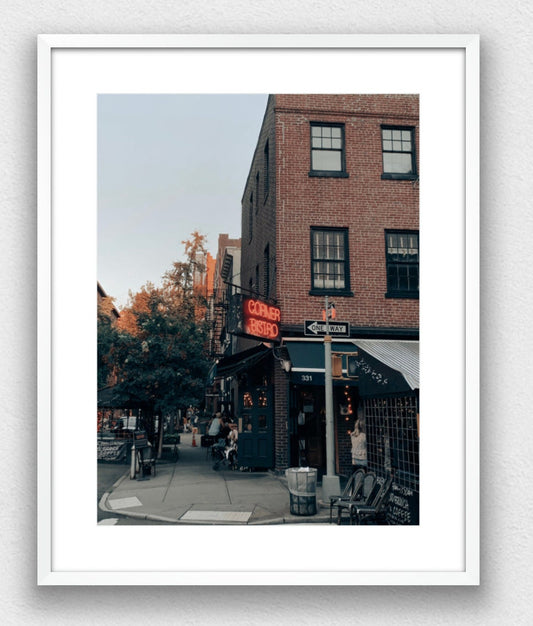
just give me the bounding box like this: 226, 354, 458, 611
38, 34, 479, 586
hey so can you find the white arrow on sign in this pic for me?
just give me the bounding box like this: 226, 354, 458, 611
304, 320, 350, 336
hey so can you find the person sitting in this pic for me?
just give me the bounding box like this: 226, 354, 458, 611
217, 418, 231, 444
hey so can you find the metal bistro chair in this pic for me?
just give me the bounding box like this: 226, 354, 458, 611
347, 473, 393, 525
330, 470, 375, 525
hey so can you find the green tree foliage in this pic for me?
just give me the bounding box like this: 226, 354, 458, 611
98, 233, 211, 444
113, 284, 210, 415
97, 296, 120, 389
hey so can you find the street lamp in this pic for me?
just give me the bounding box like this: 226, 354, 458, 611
321, 295, 341, 502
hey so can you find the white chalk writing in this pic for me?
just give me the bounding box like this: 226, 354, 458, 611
350, 357, 389, 386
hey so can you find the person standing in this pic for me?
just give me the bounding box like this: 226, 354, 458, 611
350, 418, 367, 472
208, 412, 222, 437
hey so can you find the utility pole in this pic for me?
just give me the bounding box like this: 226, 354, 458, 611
321, 295, 341, 502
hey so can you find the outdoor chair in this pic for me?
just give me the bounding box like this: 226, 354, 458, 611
346, 474, 393, 525
328, 469, 365, 523
332, 471, 377, 525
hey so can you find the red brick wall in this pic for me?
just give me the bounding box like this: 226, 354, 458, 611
273, 364, 288, 471
241, 94, 419, 328
272, 94, 419, 330
241, 96, 277, 300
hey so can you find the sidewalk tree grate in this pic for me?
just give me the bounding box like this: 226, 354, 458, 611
180, 510, 252, 523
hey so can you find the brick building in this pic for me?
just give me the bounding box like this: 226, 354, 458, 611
215, 95, 420, 523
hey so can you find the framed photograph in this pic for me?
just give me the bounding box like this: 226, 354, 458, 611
38, 34, 479, 585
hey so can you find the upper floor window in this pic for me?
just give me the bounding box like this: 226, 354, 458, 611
263, 141, 270, 199
310, 227, 352, 295
263, 244, 270, 298
385, 230, 419, 298
381, 126, 417, 180
248, 195, 253, 241
309, 123, 348, 178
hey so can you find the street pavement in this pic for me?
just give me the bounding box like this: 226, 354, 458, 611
99, 432, 333, 525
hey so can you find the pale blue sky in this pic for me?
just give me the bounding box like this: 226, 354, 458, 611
98, 94, 268, 309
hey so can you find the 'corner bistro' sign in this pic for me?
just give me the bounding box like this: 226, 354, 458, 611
242, 296, 281, 342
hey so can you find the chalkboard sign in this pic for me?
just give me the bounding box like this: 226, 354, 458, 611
133, 430, 148, 449
386, 483, 419, 525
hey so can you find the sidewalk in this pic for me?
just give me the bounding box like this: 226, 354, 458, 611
99, 432, 332, 525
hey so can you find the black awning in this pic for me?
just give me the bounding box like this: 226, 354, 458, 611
284, 339, 418, 395
215, 344, 271, 378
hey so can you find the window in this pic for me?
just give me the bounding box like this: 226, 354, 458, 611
263, 141, 270, 199
263, 244, 270, 298
381, 126, 417, 180
309, 123, 348, 177
385, 230, 419, 298
248, 194, 253, 241
310, 228, 352, 295
255, 172, 260, 211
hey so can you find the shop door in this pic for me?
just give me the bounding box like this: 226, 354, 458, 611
238, 386, 273, 469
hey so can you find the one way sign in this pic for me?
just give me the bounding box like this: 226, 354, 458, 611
304, 320, 350, 337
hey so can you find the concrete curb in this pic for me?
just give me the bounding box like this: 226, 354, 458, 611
99, 460, 333, 525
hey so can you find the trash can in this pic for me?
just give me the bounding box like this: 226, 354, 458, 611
286, 467, 317, 516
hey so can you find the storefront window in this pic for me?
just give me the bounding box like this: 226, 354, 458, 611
258, 390, 268, 407
258, 414, 267, 431
242, 415, 252, 432
243, 392, 253, 407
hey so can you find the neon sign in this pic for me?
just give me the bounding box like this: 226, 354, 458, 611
242, 297, 281, 342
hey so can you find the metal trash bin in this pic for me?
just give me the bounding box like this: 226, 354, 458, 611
286, 467, 317, 516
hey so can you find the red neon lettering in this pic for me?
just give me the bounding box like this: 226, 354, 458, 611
243, 298, 281, 340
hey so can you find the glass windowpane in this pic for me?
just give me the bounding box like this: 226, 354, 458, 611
312, 150, 342, 171
383, 153, 412, 174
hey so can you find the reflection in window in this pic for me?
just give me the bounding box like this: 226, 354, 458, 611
243, 392, 253, 407
243, 415, 252, 432
258, 414, 267, 430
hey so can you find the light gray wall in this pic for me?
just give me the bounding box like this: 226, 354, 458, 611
1, 1, 530, 623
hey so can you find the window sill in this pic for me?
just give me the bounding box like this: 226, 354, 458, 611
381, 173, 418, 181
309, 171, 349, 178
385, 291, 419, 299
309, 289, 354, 297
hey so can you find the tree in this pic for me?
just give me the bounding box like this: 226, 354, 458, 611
102, 233, 212, 447
97, 296, 120, 389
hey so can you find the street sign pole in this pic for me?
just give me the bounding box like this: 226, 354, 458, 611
322, 295, 340, 502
